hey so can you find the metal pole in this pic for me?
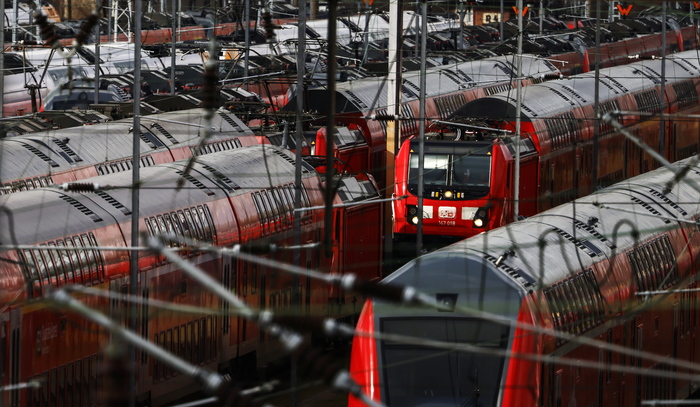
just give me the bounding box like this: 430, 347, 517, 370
592, 0, 601, 188
244, 0, 250, 90
513, 0, 523, 221
499, 0, 504, 42
384, 0, 402, 271
129, 0, 142, 404
659, 2, 666, 156
416, 0, 427, 256
539, 0, 543, 34
171, 0, 177, 95
1, 5, 4, 117
324, 0, 337, 258
292, 1, 307, 405
12, 0, 18, 43
94, 2, 101, 106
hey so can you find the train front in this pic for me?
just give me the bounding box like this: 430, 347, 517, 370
393, 138, 510, 240
348, 251, 530, 407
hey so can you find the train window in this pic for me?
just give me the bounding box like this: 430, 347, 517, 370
251, 265, 257, 294
193, 320, 201, 365
544, 288, 563, 330
554, 284, 572, 334
72, 238, 89, 285
174, 327, 180, 367
252, 193, 267, 225
21, 250, 39, 282
46, 244, 62, 283
32, 249, 50, 282
197, 206, 214, 242
177, 211, 193, 241
80, 235, 97, 284
74, 360, 81, 406
156, 215, 168, 239
165, 330, 172, 378
162, 214, 177, 246
207, 315, 213, 361
144, 217, 156, 236
183, 209, 201, 241
632, 250, 650, 292
260, 191, 276, 221
50, 368, 57, 406
66, 363, 73, 406
181, 324, 187, 362
200, 318, 207, 363
58, 365, 65, 407
54, 241, 71, 283
563, 280, 581, 333
648, 243, 665, 287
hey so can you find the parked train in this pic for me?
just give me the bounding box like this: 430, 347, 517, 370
0, 108, 268, 193
0, 144, 384, 406
289, 18, 697, 187
351, 154, 700, 406
392, 49, 700, 241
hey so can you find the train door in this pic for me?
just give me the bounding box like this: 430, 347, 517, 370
221, 256, 233, 357
8, 309, 20, 407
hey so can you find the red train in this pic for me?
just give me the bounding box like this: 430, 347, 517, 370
0, 108, 267, 194
351, 154, 700, 406
0, 144, 383, 406
392, 49, 700, 241
294, 19, 698, 189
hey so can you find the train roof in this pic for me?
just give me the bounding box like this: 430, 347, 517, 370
295, 54, 560, 114
451, 50, 700, 121
0, 109, 253, 185
0, 145, 316, 246
407, 157, 700, 289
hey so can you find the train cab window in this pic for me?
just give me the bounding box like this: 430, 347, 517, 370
409, 149, 491, 196
380, 317, 509, 407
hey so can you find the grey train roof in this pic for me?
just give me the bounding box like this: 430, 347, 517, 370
0, 145, 314, 246
297, 54, 561, 114
403, 157, 700, 290
451, 49, 700, 121
0, 109, 253, 184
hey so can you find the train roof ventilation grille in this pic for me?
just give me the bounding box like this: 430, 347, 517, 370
559, 84, 587, 103
52, 138, 83, 162
271, 149, 310, 173
647, 188, 687, 216
217, 112, 243, 132
150, 123, 179, 144
483, 253, 537, 288
548, 88, 576, 105
138, 131, 165, 149
200, 164, 241, 192
551, 226, 601, 257
671, 59, 693, 74
175, 170, 215, 196
605, 76, 629, 93
343, 90, 369, 110
631, 197, 671, 223
59, 194, 103, 222
95, 190, 131, 216
21, 143, 60, 167
573, 220, 616, 249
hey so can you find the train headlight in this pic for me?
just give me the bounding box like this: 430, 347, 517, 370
411, 216, 420, 225
473, 208, 488, 228
443, 190, 453, 199
407, 205, 418, 215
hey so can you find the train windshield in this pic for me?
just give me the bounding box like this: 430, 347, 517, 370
380, 317, 509, 407
407, 143, 491, 198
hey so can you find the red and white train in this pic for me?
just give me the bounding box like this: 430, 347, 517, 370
0, 108, 267, 194
351, 154, 700, 406
296, 18, 697, 188
392, 49, 700, 241
0, 144, 383, 406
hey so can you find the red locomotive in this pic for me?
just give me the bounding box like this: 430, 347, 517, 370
351, 154, 700, 406
0, 108, 268, 194
393, 49, 700, 241
0, 144, 383, 406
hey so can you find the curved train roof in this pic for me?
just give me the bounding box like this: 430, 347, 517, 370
401, 157, 700, 290
0, 145, 316, 246
295, 54, 561, 114
452, 49, 700, 121
0, 108, 253, 186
